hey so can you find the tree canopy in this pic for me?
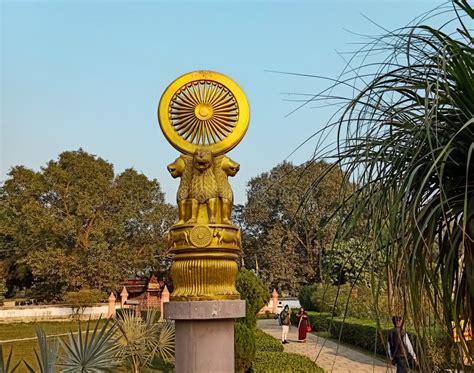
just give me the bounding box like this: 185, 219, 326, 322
240, 160, 355, 294
0, 149, 175, 300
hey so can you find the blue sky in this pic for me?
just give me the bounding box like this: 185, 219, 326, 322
1, 0, 445, 204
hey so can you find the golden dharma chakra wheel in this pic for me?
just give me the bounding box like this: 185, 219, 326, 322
189, 225, 213, 248
158, 71, 250, 155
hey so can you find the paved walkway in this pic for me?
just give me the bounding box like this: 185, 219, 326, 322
258, 319, 395, 373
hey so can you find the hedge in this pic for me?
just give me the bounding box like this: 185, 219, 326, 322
253, 351, 324, 373
291, 310, 332, 332
235, 322, 256, 372
255, 329, 283, 352
235, 269, 269, 372
328, 317, 388, 355
328, 317, 452, 370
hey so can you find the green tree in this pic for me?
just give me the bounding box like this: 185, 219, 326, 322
0, 150, 175, 300
242, 161, 351, 293
323, 240, 384, 287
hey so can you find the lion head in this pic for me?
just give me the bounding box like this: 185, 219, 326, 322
193, 148, 213, 173
221, 156, 240, 177
167, 156, 186, 178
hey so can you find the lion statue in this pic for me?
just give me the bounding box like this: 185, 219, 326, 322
214, 155, 240, 224
167, 154, 193, 224
188, 148, 218, 223
167, 149, 240, 225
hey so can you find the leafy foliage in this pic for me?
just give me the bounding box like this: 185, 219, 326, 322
254, 329, 283, 352
242, 161, 352, 294
297, 284, 318, 311
234, 322, 255, 372
236, 269, 269, 328
323, 240, 383, 287
310, 284, 386, 319
252, 328, 323, 372
115, 309, 174, 372
253, 351, 323, 373
328, 317, 451, 371
234, 269, 269, 372
0, 149, 175, 300
63, 289, 104, 319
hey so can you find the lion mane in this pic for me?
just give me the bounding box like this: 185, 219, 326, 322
190, 150, 218, 203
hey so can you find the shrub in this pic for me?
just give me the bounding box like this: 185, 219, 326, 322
235, 269, 269, 372
310, 284, 380, 318
328, 317, 450, 369
116, 307, 134, 319
115, 308, 162, 323
236, 269, 269, 328
235, 322, 255, 372
63, 289, 104, 318
298, 284, 318, 311
329, 317, 388, 355
253, 351, 324, 373
254, 329, 283, 352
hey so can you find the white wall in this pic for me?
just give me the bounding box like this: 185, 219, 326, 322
0, 303, 119, 322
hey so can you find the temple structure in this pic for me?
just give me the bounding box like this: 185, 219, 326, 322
121, 275, 165, 308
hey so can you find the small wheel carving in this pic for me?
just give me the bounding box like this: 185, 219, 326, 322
189, 225, 213, 248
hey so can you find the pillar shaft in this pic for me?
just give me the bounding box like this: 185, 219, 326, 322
165, 300, 245, 373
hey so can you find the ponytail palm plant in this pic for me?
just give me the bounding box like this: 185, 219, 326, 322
299, 0, 472, 369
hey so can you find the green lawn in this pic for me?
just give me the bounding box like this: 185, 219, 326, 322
0, 320, 108, 372
0, 320, 171, 372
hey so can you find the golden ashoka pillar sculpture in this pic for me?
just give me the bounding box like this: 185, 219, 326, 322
158, 71, 249, 301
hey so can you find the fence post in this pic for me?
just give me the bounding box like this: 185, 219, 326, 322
160, 285, 170, 320
272, 289, 279, 313
120, 286, 129, 308
108, 292, 116, 318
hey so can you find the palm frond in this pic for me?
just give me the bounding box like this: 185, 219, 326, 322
299, 0, 473, 370
58, 317, 119, 372
23, 327, 59, 373
115, 309, 175, 370
0, 345, 21, 373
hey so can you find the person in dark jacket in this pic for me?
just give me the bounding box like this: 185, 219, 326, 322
280, 305, 291, 344
387, 316, 418, 372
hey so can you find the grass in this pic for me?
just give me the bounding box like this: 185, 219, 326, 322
0, 320, 172, 372
0, 320, 108, 372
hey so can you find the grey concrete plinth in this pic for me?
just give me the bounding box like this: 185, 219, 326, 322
164, 300, 246, 373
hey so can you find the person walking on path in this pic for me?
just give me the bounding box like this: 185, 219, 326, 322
387, 316, 418, 373
296, 307, 310, 343
280, 305, 291, 344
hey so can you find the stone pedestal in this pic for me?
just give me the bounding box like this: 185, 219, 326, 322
164, 300, 246, 373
